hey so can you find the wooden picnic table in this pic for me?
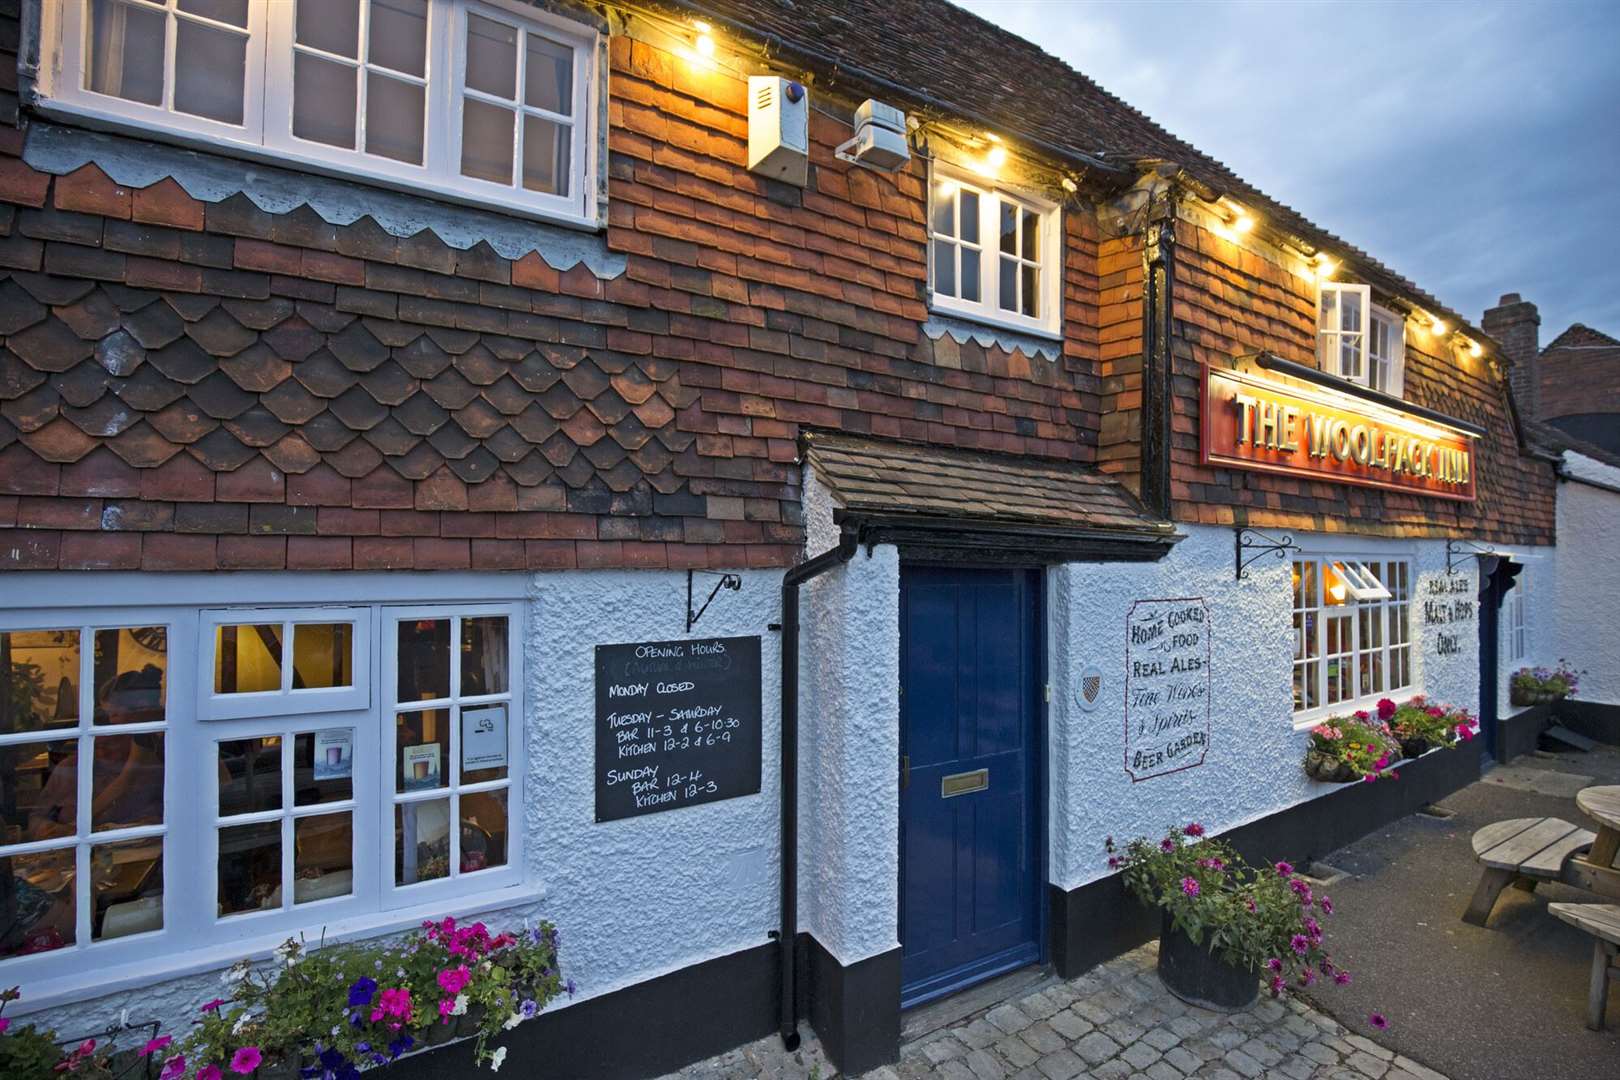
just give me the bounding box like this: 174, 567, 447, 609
1576, 785, 1620, 870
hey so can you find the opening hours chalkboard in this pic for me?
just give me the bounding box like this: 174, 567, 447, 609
594, 635, 763, 822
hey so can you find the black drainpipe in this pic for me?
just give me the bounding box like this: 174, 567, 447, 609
777, 531, 859, 1050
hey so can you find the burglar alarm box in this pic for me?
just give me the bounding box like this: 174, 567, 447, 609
747, 76, 809, 186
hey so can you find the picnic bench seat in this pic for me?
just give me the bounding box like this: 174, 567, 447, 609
1548, 903, 1620, 1030
1463, 817, 1596, 927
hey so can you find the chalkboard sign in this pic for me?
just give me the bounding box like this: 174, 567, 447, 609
594, 635, 762, 822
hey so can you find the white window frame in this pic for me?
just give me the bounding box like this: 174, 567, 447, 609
1317, 282, 1371, 385
1291, 553, 1416, 728
927, 162, 1063, 339
1368, 305, 1406, 397
2, 594, 526, 1000
39, 0, 599, 227
197, 607, 372, 721
1507, 568, 1529, 662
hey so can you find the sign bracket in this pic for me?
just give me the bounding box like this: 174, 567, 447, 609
1445, 538, 1503, 575
687, 570, 742, 633
1235, 527, 1301, 580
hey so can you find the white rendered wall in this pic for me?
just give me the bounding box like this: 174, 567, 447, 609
1494, 545, 1559, 719
1047, 526, 1476, 892
1556, 453, 1620, 704
797, 471, 902, 964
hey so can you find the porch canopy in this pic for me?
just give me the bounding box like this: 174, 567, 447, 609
804, 432, 1181, 563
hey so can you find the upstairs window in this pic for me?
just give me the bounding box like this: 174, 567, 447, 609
40, 0, 598, 224
1318, 283, 1406, 396
928, 166, 1062, 337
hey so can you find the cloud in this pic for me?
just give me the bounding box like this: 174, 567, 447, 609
954, 0, 1620, 338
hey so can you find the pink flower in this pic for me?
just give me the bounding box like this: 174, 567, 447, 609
1274, 861, 1294, 878
140, 1036, 173, 1057
1335, 971, 1352, 985
437, 965, 471, 995
1269, 975, 1286, 997
1354, 711, 1369, 721
1266, 957, 1283, 973
1363, 774, 1377, 784
370, 987, 413, 1024
1318, 896, 1334, 915
1290, 934, 1309, 955
201, 998, 226, 1013
0, 1018, 8, 1035
439, 999, 455, 1018
1369, 1012, 1389, 1031
230, 1046, 263, 1074
1376, 698, 1396, 721
1106, 856, 1121, 869
1180, 877, 1200, 898
1159, 838, 1175, 853
160, 1055, 187, 1080
1184, 822, 1206, 838
199, 1066, 223, 1080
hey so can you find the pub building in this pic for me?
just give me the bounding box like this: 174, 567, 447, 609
0, 0, 1604, 1075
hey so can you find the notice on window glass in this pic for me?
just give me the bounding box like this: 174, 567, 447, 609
1123, 598, 1211, 782
313, 729, 353, 781
461, 705, 508, 772
402, 744, 441, 791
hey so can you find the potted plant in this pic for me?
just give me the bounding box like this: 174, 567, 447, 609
1304, 712, 1399, 783
1108, 825, 1356, 1011
1388, 696, 1478, 758
1510, 661, 1582, 706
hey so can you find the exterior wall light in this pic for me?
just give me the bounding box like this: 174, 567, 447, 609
694, 21, 716, 58
1314, 256, 1337, 280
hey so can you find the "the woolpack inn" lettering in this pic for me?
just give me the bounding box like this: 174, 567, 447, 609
1201, 365, 1479, 501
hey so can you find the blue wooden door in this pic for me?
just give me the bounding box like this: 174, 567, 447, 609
900, 566, 1042, 1006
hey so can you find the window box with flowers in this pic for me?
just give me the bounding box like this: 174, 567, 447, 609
1510, 661, 1583, 707
1303, 697, 1478, 784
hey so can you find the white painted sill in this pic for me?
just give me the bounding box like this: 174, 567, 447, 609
1290, 688, 1428, 733
6, 882, 546, 1019
927, 293, 1065, 343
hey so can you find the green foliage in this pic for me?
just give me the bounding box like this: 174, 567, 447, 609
1307, 713, 1399, 780
1511, 661, 1582, 698
1389, 696, 1478, 748
0, 1020, 65, 1080
1109, 825, 1351, 996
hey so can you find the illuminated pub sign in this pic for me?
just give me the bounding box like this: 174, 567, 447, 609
1202, 364, 1478, 501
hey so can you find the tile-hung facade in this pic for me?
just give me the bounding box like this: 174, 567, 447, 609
0, 0, 1566, 1074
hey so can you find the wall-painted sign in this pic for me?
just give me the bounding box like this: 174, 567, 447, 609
1202, 366, 1477, 501
594, 636, 762, 822
461, 704, 508, 772
1124, 598, 1211, 781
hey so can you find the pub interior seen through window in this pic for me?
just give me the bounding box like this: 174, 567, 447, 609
1292, 557, 1413, 719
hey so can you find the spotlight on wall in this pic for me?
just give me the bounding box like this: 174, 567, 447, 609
1468, 339, 1483, 358
1431, 317, 1449, 337
1313, 255, 1337, 281
1231, 212, 1255, 234
693, 20, 716, 58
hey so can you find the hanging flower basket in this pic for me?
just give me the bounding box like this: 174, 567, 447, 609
1510, 687, 1562, 707
1304, 748, 1358, 784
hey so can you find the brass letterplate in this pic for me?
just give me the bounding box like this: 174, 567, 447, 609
941, 769, 989, 798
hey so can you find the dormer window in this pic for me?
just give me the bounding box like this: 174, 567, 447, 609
928, 164, 1062, 338
1318, 283, 1405, 395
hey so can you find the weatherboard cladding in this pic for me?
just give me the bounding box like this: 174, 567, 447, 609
0, 0, 1556, 569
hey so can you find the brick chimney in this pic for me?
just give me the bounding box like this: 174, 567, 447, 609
1482, 292, 1541, 418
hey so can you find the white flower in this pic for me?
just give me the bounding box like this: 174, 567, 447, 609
503, 1012, 522, 1031
490, 1047, 507, 1072
451, 993, 469, 1016
232, 1011, 254, 1035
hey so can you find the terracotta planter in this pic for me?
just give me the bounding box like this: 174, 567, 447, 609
1157, 915, 1259, 1011
1304, 749, 1356, 783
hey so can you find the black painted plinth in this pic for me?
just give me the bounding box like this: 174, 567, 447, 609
801, 933, 902, 1075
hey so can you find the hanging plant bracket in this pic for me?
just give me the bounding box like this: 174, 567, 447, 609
1445, 538, 1501, 575
1234, 527, 1300, 580
686, 570, 742, 633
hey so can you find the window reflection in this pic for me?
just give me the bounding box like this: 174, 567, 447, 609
219, 821, 281, 917
460, 617, 508, 695
0, 848, 76, 958
397, 620, 449, 701
395, 799, 450, 885
219, 737, 283, 816
92, 838, 163, 940
93, 628, 167, 725
2, 629, 80, 734
214, 624, 282, 694
294, 813, 353, 904
460, 790, 507, 874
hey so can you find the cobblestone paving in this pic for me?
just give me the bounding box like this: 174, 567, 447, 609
664, 944, 1448, 1080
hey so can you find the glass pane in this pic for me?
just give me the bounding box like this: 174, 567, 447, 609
930, 183, 955, 238
461, 98, 515, 185
460, 789, 507, 873
92, 838, 163, 940
179, 0, 248, 25
396, 799, 450, 885
1, 848, 75, 957
397, 709, 448, 791
219, 820, 281, 916
1340, 335, 1362, 379
219, 736, 282, 817
397, 619, 450, 701
91, 732, 164, 832
999, 200, 1017, 255
959, 190, 979, 245
369, 0, 428, 76
366, 73, 425, 164
1304, 660, 1320, 710
87, 0, 166, 106
295, 729, 353, 806
2, 629, 79, 734
294, 812, 353, 903
525, 34, 573, 114
522, 114, 570, 195
2, 739, 77, 845
961, 248, 980, 303
999, 257, 1016, 312
1342, 290, 1364, 331
465, 14, 518, 99
297, 0, 359, 58
293, 53, 358, 149
932, 240, 955, 298
460, 704, 508, 785
214, 624, 283, 694
1021, 264, 1038, 318
1021, 208, 1039, 261
1319, 288, 1337, 330
174, 18, 246, 123
461, 617, 509, 696
291, 623, 353, 691
94, 627, 166, 726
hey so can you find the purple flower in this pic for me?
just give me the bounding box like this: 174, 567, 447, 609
1335, 971, 1353, 985
565, 978, 577, 997
520, 998, 538, 1019
348, 977, 378, 1008
1269, 975, 1285, 997
1318, 896, 1334, 915
1290, 934, 1309, 955
1180, 877, 1200, 898
1107, 856, 1121, 869
1184, 822, 1206, 838
1275, 861, 1294, 878
1266, 957, 1282, 973
1160, 838, 1176, 853
1369, 1012, 1389, 1031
